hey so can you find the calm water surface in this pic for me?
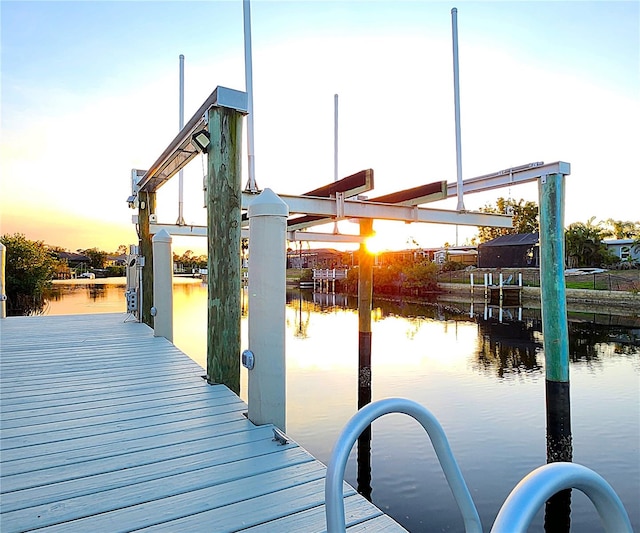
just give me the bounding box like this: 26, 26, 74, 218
45, 279, 640, 532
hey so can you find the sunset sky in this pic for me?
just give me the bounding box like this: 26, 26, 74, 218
1, 1, 638, 254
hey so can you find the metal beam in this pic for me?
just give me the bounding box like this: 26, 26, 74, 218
150, 223, 249, 238
287, 179, 447, 231
446, 161, 570, 198
245, 193, 513, 228
287, 231, 365, 243
138, 86, 248, 193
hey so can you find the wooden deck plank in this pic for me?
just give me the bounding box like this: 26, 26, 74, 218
138, 477, 355, 532
2, 447, 314, 531
1, 410, 250, 463
1, 426, 284, 512
0, 313, 405, 532
220, 493, 386, 532
0, 383, 218, 421
0, 394, 244, 437
33, 463, 329, 532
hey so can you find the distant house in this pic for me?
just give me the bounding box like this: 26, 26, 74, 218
287, 248, 345, 269
57, 252, 91, 268
478, 233, 539, 268
604, 239, 640, 263
106, 254, 127, 267
377, 249, 430, 266
433, 246, 478, 266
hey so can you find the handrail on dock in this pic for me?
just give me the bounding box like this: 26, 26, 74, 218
325, 398, 633, 533
325, 398, 482, 533
491, 462, 633, 533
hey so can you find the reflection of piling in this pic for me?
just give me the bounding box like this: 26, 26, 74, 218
357, 219, 374, 500
539, 172, 572, 532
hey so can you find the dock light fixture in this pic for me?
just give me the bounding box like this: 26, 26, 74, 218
191, 129, 210, 153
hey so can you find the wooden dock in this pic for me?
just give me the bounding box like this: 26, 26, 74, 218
0, 313, 405, 532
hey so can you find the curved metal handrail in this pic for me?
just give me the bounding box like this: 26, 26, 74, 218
491, 462, 633, 533
324, 397, 482, 533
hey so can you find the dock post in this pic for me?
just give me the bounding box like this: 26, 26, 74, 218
247, 188, 289, 431
151, 229, 173, 341
206, 104, 245, 394
139, 191, 156, 327
0, 242, 6, 319
357, 218, 374, 499
538, 171, 572, 531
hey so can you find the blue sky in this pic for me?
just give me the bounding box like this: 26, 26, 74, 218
1, 1, 639, 252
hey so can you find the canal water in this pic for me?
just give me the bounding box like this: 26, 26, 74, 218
45, 278, 639, 532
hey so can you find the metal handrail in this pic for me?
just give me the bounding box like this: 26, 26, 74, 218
491, 462, 633, 533
324, 398, 482, 533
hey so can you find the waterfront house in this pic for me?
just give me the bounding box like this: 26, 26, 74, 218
604, 239, 640, 265
478, 233, 539, 268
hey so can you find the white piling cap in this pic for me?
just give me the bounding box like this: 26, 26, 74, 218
152, 228, 172, 243
248, 188, 289, 218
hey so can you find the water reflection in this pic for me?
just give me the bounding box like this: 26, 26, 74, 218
474, 317, 543, 378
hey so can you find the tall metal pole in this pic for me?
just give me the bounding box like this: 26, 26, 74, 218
333, 94, 339, 234
243, 0, 258, 192
451, 7, 465, 211
538, 172, 572, 532
177, 54, 186, 225
334, 94, 339, 182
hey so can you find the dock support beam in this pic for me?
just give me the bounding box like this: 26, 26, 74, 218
152, 229, 173, 342
206, 105, 244, 393
538, 171, 572, 531
247, 188, 289, 431
0, 242, 6, 319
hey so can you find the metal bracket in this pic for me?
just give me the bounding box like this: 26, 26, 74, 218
335, 191, 345, 220
541, 174, 547, 184
272, 428, 289, 445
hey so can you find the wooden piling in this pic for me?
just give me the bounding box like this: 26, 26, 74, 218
357, 218, 374, 501
539, 171, 572, 532
206, 105, 244, 394
139, 191, 156, 327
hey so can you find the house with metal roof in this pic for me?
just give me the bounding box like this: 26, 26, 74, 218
478, 233, 539, 268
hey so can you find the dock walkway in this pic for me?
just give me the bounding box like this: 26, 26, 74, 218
0, 313, 405, 532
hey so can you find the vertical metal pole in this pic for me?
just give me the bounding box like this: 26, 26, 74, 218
247, 188, 289, 431
177, 54, 186, 225
243, 0, 258, 192
451, 7, 465, 211
0, 242, 6, 318
538, 172, 572, 532
334, 94, 339, 182
152, 229, 173, 342
207, 105, 244, 393
333, 94, 340, 234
